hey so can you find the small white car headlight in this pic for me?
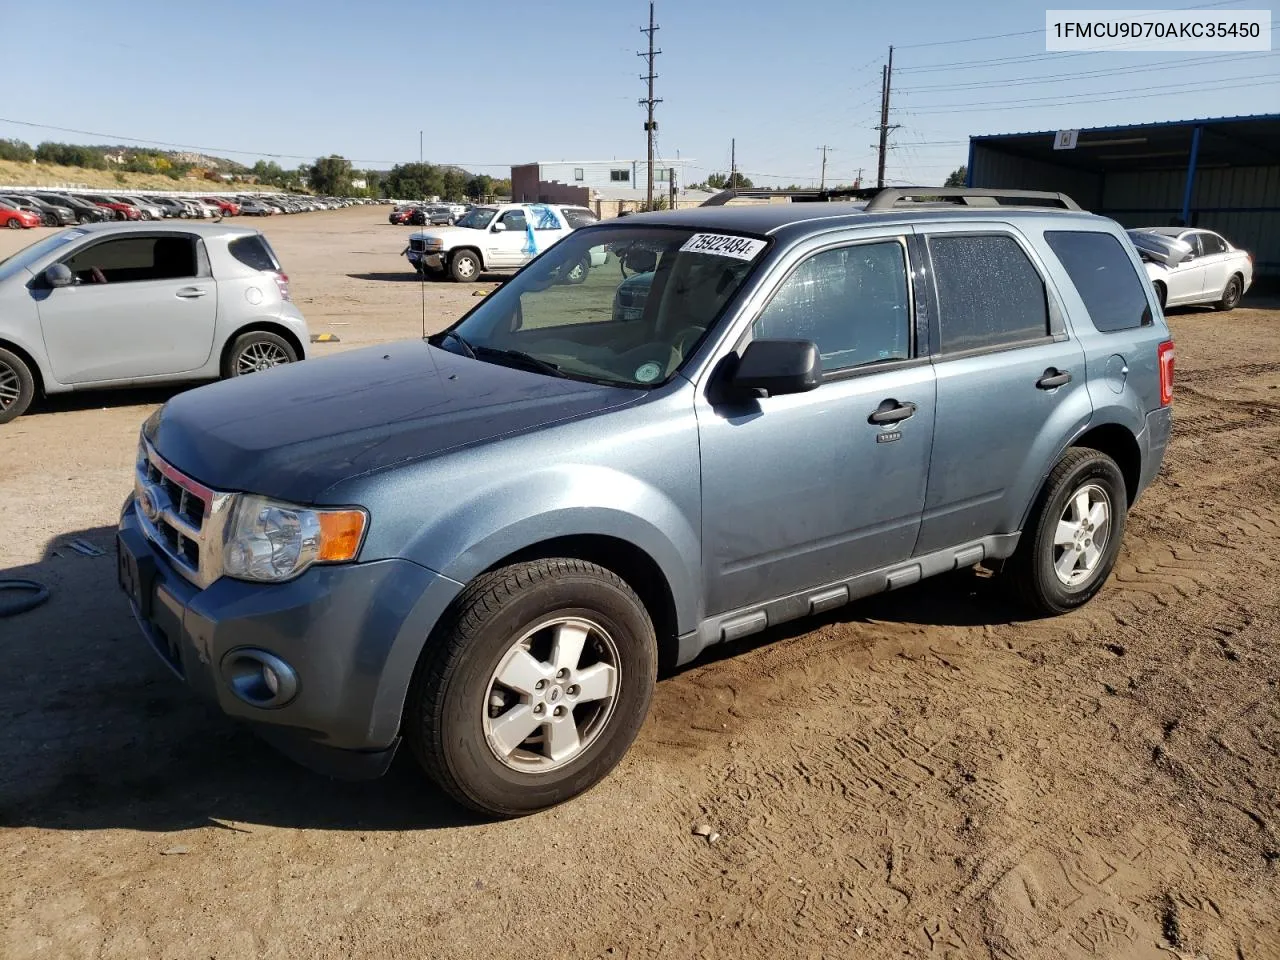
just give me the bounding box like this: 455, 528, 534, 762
223, 495, 367, 583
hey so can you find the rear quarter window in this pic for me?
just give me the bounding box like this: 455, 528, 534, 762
562, 207, 599, 229
928, 234, 1049, 353
1044, 230, 1152, 333
228, 234, 280, 272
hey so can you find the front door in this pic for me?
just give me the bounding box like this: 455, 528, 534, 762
487, 209, 532, 268
914, 227, 1091, 555
1164, 232, 1206, 305
698, 236, 936, 616
1194, 231, 1230, 300
36, 233, 217, 384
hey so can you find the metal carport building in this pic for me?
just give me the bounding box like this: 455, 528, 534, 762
967, 114, 1280, 277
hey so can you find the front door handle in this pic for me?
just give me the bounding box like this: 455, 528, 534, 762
176, 287, 208, 299
868, 399, 917, 425
1036, 368, 1072, 390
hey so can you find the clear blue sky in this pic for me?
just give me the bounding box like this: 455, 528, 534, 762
1, 0, 1276, 187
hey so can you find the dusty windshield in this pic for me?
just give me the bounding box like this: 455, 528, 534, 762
456, 207, 496, 229
434, 226, 768, 387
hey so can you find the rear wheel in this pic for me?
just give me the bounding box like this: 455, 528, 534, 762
449, 249, 481, 282
0, 348, 35, 425
405, 559, 657, 816
1217, 275, 1242, 311
564, 254, 592, 285
222, 331, 299, 378
1005, 448, 1127, 616
1153, 281, 1167, 311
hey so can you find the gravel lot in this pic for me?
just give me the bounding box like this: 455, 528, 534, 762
1, 208, 1277, 960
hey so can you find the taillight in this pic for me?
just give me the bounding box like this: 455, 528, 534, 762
1158, 340, 1175, 406
274, 272, 291, 301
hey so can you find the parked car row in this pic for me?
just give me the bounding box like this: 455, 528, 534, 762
389, 202, 470, 226
0, 191, 380, 228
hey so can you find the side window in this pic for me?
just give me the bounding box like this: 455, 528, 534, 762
1044, 230, 1152, 333
610, 169, 630, 183
1199, 232, 1226, 255
928, 234, 1049, 353
1180, 233, 1201, 258
562, 207, 599, 229
752, 241, 911, 374
63, 235, 197, 284
499, 210, 527, 232
530, 206, 563, 232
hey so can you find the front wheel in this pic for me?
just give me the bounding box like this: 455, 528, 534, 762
5, 217, 21, 230
564, 254, 591, 285
1005, 448, 1127, 616
1217, 275, 1242, 311
221, 331, 299, 378
405, 559, 657, 816
449, 249, 481, 282
140, 211, 154, 221
0, 347, 35, 424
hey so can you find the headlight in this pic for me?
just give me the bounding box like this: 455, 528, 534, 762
424, 238, 443, 250
223, 494, 367, 583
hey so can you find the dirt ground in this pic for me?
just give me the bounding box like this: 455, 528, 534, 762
1, 208, 1277, 960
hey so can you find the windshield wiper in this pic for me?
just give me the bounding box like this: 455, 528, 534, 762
436, 329, 476, 359
473, 345, 567, 379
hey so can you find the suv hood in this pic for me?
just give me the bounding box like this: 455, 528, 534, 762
146, 341, 643, 503
410, 226, 479, 242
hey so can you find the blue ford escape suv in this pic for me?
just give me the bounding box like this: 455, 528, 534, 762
117, 188, 1175, 816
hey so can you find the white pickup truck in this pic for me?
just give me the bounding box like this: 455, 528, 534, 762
404, 203, 603, 282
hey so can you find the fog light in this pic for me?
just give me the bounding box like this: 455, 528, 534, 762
221, 649, 298, 708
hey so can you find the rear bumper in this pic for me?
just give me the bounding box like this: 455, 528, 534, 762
118, 499, 464, 779
1135, 405, 1173, 501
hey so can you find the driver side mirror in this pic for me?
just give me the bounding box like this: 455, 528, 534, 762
492, 221, 507, 232
44, 263, 74, 288
731, 339, 822, 397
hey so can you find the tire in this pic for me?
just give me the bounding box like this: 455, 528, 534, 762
1006, 448, 1128, 616
1216, 275, 1242, 311
221, 331, 299, 378
140, 211, 153, 221
0, 348, 35, 425
564, 254, 591, 285
404, 559, 658, 817
5, 217, 21, 230
1153, 281, 1167, 311
449, 249, 482, 283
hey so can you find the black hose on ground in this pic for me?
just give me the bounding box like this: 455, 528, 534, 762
0, 579, 50, 618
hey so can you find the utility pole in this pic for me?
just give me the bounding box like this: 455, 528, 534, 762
638, 2, 662, 210
730, 138, 736, 188
818, 145, 833, 190
419, 130, 423, 164
876, 45, 898, 189
855, 167, 864, 188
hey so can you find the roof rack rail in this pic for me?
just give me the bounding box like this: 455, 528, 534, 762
864, 187, 1082, 212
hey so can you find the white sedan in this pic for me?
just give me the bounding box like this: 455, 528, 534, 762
1128, 227, 1252, 311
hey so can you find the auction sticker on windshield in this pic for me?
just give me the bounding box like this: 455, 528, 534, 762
679, 233, 767, 260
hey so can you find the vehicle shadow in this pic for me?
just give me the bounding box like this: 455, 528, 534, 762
0, 524, 483, 834
346, 272, 434, 284
1, 521, 1020, 834
25, 383, 192, 417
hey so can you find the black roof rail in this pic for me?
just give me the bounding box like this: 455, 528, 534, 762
864, 187, 1082, 212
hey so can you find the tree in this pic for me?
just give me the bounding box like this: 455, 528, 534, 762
0, 138, 33, 162
308, 155, 353, 195
385, 162, 445, 200
441, 169, 467, 202
944, 166, 967, 188
701, 172, 753, 190
465, 174, 493, 200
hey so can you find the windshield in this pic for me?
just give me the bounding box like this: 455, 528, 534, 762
456, 207, 497, 229
0, 228, 88, 283
432, 226, 768, 388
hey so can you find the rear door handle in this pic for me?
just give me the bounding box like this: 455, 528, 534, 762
176, 287, 208, 299
868, 399, 917, 425
1036, 368, 1072, 390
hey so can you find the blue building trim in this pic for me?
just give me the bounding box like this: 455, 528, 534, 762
1180, 125, 1203, 226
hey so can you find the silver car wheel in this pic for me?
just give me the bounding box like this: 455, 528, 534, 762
236, 341, 292, 374
483, 616, 621, 772
1052, 483, 1112, 587
0, 361, 20, 410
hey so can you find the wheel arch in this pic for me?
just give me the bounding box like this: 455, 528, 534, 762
481, 534, 682, 674
449, 245, 485, 268
1071, 422, 1142, 506
0, 336, 48, 397
220, 321, 306, 372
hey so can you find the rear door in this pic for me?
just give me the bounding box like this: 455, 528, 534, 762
913, 225, 1091, 555
35, 233, 217, 383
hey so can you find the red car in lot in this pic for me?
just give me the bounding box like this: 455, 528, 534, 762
201, 197, 241, 216
74, 194, 141, 221
0, 200, 40, 229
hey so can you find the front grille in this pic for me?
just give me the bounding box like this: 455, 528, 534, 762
135, 442, 230, 588
409, 238, 426, 253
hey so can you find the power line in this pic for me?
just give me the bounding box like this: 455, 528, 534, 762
896, 51, 1273, 93
905, 74, 1280, 115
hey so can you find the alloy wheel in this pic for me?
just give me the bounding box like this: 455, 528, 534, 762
0, 361, 20, 411
483, 616, 621, 771
236, 341, 291, 374
1052, 483, 1112, 587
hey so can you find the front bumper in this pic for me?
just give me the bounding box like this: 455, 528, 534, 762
117, 499, 463, 779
